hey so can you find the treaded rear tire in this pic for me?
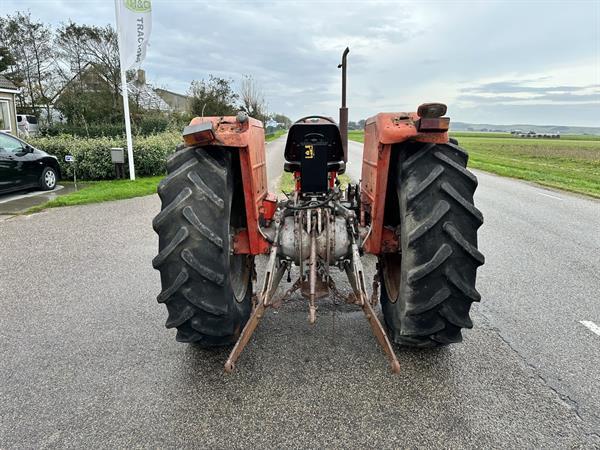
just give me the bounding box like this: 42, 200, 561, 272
380, 140, 484, 347
153, 146, 252, 346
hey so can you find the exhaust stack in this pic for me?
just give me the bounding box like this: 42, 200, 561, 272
338, 47, 349, 162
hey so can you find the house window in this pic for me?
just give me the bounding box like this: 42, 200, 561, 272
0, 100, 11, 132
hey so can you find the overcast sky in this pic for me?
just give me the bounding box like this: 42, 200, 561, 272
2, 0, 599, 126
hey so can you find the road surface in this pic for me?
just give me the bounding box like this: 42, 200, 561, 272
0, 135, 598, 447
270, 134, 600, 430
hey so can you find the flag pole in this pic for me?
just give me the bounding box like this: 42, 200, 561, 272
114, 0, 136, 180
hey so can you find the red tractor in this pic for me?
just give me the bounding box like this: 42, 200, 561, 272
152, 48, 484, 373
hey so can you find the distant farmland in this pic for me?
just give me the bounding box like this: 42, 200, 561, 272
348, 131, 600, 198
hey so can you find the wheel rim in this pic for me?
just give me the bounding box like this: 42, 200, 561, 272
381, 253, 402, 303
228, 170, 251, 303
230, 253, 250, 302
45, 169, 56, 188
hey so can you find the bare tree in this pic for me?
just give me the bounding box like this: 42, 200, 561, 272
54, 23, 126, 123
0, 13, 57, 122
55, 21, 90, 81
0, 46, 16, 74
239, 75, 268, 123
77, 25, 122, 114
189, 75, 239, 117
0, 15, 33, 111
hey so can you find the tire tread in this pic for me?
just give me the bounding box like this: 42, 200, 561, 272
153, 146, 251, 346
381, 141, 484, 347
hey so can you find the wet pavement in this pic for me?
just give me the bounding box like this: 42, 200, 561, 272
0, 194, 598, 448
0, 184, 77, 216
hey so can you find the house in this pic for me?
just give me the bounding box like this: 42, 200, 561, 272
265, 119, 279, 129
52, 65, 172, 121
155, 88, 190, 113
0, 75, 19, 134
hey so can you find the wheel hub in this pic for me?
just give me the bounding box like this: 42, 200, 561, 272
45, 170, 56, 188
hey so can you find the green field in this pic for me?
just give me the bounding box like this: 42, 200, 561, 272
453, 132, 600, 141
349, 131, 600, 198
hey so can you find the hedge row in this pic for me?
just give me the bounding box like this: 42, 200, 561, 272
41, 123, 128, 138
28, 131, 183, 180
40, 116, 182, 138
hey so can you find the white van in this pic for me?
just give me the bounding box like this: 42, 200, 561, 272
16, 114, 39, 137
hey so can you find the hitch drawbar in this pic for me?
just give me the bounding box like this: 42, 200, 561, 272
224, 206, 400, 374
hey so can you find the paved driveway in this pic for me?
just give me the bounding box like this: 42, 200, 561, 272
0, 184, 76, 215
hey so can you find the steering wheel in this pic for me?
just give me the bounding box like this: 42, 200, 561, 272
294, 115, 336, 124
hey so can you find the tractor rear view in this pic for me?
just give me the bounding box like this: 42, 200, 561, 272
152, 48, 484, 373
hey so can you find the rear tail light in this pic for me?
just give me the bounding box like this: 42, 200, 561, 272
418, 117, 450, 132
183, 121, 216, 146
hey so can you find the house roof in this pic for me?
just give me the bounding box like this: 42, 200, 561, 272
154, 88, 189, 100
128, 81, 172, 112
0, 75, 19, 91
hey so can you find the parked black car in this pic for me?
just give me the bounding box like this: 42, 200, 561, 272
0, 131, 61, 194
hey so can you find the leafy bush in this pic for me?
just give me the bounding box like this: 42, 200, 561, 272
28, 131, 182, 180
41, 123, 126, 138
135, 114, 170, 135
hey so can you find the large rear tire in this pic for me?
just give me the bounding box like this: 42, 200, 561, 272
153, 146, 252, 346
380, 140, 484, 347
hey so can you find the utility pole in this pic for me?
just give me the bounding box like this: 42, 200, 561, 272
114, 0, 136, 180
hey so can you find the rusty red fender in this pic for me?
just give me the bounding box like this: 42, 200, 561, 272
183, 116, 272, 255
360, 112, 449, 255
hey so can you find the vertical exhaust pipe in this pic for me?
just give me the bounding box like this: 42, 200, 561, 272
338, 47, 349, 162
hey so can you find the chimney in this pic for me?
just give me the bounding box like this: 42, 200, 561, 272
136, 69, 146, 85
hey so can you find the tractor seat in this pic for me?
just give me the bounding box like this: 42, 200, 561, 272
284, 160, 346, 174
283, 119, 346, 193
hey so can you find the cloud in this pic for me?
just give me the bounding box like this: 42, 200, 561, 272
461, 81, 600, 95
2, 0, 598, 126
458, 92, 600, 104
452, 102, 600, 128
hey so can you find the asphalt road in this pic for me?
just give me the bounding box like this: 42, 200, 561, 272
1, 136, 599, 448
266, 136, 288, 191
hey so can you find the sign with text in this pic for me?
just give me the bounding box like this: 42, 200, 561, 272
116, 0, 152, 70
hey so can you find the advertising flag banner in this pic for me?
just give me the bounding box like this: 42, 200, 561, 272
116, 0, 152, 70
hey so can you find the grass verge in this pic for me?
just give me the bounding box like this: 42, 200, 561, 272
266, 130, 287, 142
348, 130, 600, 198
26, 176, 163, 214
348, 130, 365, 143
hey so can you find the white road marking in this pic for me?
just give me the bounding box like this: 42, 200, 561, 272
580, 320, 600, 337
537, 192, 562, 200
0, 185, 64, 204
